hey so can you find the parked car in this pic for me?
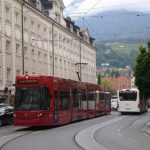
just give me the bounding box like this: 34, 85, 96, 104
111, 96, 118, 111
0, 104, 14, 126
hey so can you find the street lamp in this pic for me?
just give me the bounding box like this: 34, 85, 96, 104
77, 39, 88, 81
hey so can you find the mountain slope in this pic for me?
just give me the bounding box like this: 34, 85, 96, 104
96, 42, 140, 68
75, 10, 150, 42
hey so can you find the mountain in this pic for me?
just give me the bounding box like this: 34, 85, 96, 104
96, 42, 140, 68
72, 10, 150, 68
74, 10, 150, 42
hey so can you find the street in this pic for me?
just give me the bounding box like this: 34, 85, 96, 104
0, 111, 149, 150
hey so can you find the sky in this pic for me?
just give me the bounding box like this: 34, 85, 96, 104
63, 0, 150, 17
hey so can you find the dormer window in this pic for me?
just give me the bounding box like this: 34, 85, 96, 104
55, 13, 60, 23
36, 0, 41, 11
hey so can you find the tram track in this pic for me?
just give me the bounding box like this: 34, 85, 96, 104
0, 125, 63, 150
0, 129, 34, 150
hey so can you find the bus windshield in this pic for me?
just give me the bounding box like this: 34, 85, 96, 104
119, 91, 137, 101
15, 87, 50, 110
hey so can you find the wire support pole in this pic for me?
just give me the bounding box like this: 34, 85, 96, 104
21, 1, 25, 75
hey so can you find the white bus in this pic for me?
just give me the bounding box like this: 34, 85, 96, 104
117, 88, 148, 113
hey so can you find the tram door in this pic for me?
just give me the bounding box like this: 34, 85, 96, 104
54, 90, 58, 125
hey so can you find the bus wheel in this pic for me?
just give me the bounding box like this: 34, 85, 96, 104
121, 112, 125, 115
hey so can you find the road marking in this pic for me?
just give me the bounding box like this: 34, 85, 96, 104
117, 132, 122, 137
75, 116, 126, 150
132, 119, 140, 125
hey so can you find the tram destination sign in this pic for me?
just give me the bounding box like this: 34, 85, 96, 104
17, 79, 38, 84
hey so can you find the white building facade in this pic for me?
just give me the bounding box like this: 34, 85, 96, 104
0, 0, 96, 96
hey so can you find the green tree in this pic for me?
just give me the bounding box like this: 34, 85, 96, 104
97, 74, 101, 85
101, 79, 115, 95
110, 70, 120, 78
133, 41, 150, 98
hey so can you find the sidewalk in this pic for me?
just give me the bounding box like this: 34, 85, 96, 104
142, 121, 150, 135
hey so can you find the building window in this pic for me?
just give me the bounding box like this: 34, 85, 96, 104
0, 38, 1, 52
50, 55, 52, 64
16, 69, 21, 76
6, 68, 11, 80
38, 24, 41, 35
5, 5, 11, 21
44, 53, 47, 63
31, 20, 35, 32
16, 44, 20, 54
24, 16, 28, 28
25, 71, 28, 75
31, 49, 36, 60
44, 28, 47, 39
6, 40, 11, 53
15, 11, 20, 25
0, 66, 2, 80
38, 52, 41, 61
24, 47, 27, 57
55, 14, 60, 23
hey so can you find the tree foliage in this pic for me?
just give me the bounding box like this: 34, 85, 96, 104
133, 41, 150, 98
101, 79, 115, 95
110, 70, 120, 78
96, 43, 139, 68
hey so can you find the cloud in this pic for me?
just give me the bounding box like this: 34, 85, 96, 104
63, 0, 74, 6
63, 0, 150, 16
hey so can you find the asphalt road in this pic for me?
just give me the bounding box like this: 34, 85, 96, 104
0, 111, 149, 150
95, 111, 150, 150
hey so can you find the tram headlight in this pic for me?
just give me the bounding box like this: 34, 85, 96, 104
38, 114, 42, 117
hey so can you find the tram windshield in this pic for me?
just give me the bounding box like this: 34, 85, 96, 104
15, 87, 50, 110
119, 91, 137, 101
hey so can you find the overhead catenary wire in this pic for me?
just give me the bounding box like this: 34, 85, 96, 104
65, 10, 150, 18
84, 0, 103, 17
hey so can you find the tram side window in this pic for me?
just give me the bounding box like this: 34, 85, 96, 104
72, 89, 79, 108
82, 92, 87, 101
59, 91, 70, 110
99, 93, 104, 101
40, 87, 50, 110
88, 92, 95, 101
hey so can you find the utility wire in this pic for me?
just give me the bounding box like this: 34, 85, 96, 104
66, 10, 150, 18
65, 0, 103, 40
83, 18, 102, 40
84, 0, 103, 17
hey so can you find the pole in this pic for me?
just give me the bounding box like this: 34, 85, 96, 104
52, 23, 54, 76
21, 2, 25, 75
79, 39, 81, 81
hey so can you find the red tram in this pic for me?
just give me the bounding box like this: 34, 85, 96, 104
14, 75, 111, 126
